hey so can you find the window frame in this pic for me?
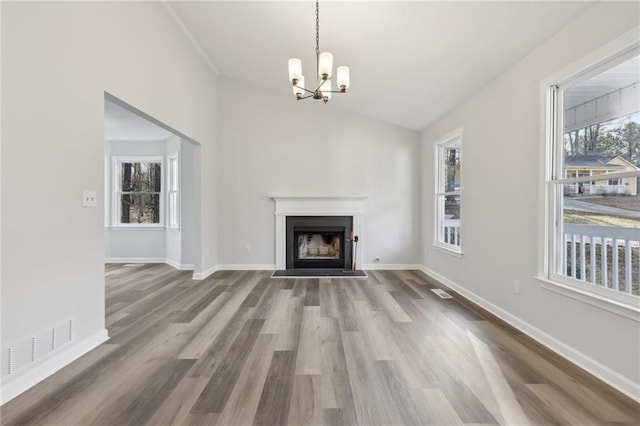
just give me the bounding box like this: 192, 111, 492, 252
167, 151, 180, 230
434, 128, 463, 256
542, 41, 640, 320
112, 156, 164, 228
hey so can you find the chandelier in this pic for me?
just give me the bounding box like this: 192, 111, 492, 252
288, 1, 350, 103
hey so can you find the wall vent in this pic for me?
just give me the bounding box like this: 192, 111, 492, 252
1, 348, 12, 376
1, 320, 73, 377
431, 288, 453, 299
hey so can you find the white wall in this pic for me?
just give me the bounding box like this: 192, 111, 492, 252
217, 76, 421, 268
1, 1, 217, 401
421, 2, 639, 397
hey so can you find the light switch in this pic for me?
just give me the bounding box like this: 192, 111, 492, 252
82, 190, 97, 208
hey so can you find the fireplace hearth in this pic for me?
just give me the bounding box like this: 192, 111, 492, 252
286, 216, 352, 270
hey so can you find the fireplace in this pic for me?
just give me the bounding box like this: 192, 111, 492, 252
286, 216, 352, 269
271, 196, 365, 271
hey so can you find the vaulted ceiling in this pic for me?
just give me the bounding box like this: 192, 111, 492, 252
166, 1, 595, 131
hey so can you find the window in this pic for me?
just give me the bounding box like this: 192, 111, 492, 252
435, 129, 462, 254
114, 157, 163, 226
167, 152, 179, 228
546, 50, 639, 307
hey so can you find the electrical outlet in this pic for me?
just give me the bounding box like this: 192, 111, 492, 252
82, 190, 97, 208
513, 280, 520, 295
244, 244, 251, 254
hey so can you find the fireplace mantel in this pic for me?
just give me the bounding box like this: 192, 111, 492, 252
271, 196, 366, 269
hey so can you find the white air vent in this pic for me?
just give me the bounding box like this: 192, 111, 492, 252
1, 349, 11, 376
1, 320, 73, 377
431, 288, 453, 299
55, 321, 73, 347
9, 339, 33, 373
35, 329, 55, 360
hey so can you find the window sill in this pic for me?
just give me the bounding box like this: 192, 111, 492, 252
106, 226, 166, 231
536, 276, 640, 322
433, 244, 463, 259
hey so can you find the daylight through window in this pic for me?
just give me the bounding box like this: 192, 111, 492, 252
115, 158, 162, 225
548, 52, 640, 300
435, 130, 462, 254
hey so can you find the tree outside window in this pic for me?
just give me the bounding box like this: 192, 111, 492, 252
117, 160, 162, 225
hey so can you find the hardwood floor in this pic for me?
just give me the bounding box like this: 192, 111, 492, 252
1, 264, 638, 425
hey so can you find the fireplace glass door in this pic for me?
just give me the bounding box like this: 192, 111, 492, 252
286, 216, 352, 269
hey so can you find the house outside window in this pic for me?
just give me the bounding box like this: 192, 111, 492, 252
546, 48, 639, 310
114, 157, 163, 226
435, 129, 462, 255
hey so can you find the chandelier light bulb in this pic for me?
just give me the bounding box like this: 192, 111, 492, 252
318, 52, 333, 79
323, 79, 332, 100
288, 58, 302, 82
337, 66, 350, 90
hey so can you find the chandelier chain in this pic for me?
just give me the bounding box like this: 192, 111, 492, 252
315, 0, 320, 55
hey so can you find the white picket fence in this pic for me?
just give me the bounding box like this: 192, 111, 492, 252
565, 183, 627, 195
563, 224, 639, 295
443, 219, 461, 247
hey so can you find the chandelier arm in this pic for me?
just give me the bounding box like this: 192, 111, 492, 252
297, 94, 315, 100
314, 79, 327, 92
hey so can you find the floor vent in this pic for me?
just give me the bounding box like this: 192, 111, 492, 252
431, 288, 453, 299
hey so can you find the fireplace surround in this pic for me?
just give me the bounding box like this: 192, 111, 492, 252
271, 196, 366, 270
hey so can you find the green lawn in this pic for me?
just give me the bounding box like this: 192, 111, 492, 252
564, 210, 640, 228
577, 194, 640, 212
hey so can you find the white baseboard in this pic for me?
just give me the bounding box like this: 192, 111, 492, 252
0, 329, 109, 405
362, 263, 421, 270
106, 258, 194, 271
418, 265, 640, 402
105, 257, 166, 264
165, 258, 194, 271
217, 264, 276, 271
193, 265, 218, 280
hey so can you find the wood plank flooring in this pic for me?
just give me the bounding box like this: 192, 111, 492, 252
1, 264, 638, 425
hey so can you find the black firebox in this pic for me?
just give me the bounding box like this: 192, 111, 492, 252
286, 216, 353, 270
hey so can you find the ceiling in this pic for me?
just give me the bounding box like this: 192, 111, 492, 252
167, 1, 595, 131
